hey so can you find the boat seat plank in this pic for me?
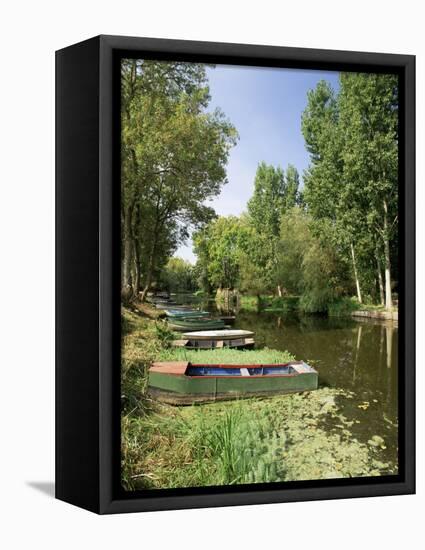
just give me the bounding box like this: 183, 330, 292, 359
150, 361, 189, 375
292, 362, 317, 374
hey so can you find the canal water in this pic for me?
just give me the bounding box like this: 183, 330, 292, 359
175, 294, 399, 469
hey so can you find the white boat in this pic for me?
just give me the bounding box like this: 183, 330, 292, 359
182, 329, 254, 340
172, 329, 255, 349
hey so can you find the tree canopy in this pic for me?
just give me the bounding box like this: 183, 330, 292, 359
120, 59, 238, 301
302, 73, 398, 308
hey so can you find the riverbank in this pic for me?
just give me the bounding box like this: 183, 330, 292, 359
352, 310, 398, 321
239, 295, 299, 313
121, 306, 397, 490
238, 294, 398, 320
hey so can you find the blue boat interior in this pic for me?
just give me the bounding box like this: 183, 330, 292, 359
186, 365, 296, 377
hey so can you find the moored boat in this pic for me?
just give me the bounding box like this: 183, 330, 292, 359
165, 309, 210, 318
148, 361, 318, 404
162, 305, 193, 310
168, 318, 226, 331
172, 329, 254, 349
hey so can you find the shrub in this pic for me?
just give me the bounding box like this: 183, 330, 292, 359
328, 296, 361, 316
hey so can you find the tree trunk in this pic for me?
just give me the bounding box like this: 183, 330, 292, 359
375, 247, 385, 306
382, 199, 393, 310
350, 242, 362, 304
140, 273, 152, 302
133, 238, 141, 297
121, 206, 133, 301
277, 285, 282, 297
132, 204, 142, 297
140, 236, 158, 302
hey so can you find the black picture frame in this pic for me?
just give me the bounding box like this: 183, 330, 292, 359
56, 34, 415, 514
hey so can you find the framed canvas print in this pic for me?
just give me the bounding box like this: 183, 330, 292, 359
56, 35, 415, 514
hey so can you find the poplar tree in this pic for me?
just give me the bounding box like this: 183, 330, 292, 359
302, 74, 398, 308
338, 72, 398, 309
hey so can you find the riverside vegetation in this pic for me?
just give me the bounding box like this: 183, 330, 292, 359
121, 307, 397, 490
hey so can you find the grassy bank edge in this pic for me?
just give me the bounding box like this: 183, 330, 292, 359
238, 294, 398, 317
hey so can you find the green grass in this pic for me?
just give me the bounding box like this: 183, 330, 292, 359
121, 308, 169, 414
122, 396, 291, 489
158, 346, 294, 364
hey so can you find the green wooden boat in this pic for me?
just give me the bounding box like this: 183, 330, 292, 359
148, 361, 318, 405
168, 318, 225, 331
165, 309, 210, 318
163, 305, 193, 310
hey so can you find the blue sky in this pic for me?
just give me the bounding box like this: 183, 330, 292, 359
177, 64, 340, 263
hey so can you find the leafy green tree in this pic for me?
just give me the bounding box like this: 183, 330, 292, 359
121, 59, 209, 299
160, 257, 196, 293
284, 164, 301, 209
276, 208, 310, 295
247, 163, 287, 294
276, 208, 344, 312
300, 234, 342, 313
237, 252, 268, 297
247, 163, 285, 235
121, 59, 238, 301
338, 72, 398, 309
237, 223, 270, 297
193, 216, 252, 290
301, 74, 398, 309
302, 78, 368, 303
